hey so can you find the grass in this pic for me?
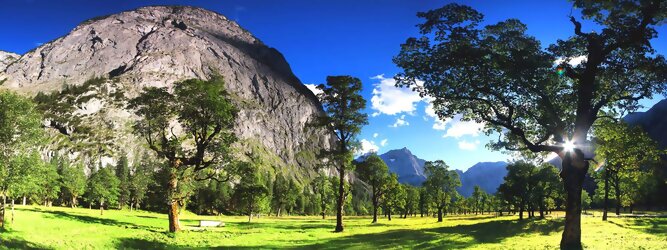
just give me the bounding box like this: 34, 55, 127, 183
0, 206, 665, 249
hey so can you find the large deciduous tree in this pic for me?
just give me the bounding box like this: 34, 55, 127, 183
356, 153, 390, 223
394, 2, 667, 248
85, 166, 120, 215
594, 120, 663, 220
316, 76, 368, 232
0, 90, 42, 228
128, 77, 238, 232
423, 160, 460, 222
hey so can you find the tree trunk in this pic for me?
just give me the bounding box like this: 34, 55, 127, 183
10, 199, 15, 224
248, 202, 253, 223
100, 199, 104, 216
437, 207, 443, 222
0, 194, 5, 228
388, 208, 392, 221
519, 200, 525, 220
614, 180, 621, 216
22, 196, 26, 206
167, 173, 181, 232
372, 199, 378, 223
71, 196, 76, 209
559, 153, 588, 250
334, 168, 345, 232
603, 168, 609, 221
277, 207, 281, 217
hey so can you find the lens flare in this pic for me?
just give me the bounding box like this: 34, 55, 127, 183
556, 67, 565, 76
563, 140, 575, 152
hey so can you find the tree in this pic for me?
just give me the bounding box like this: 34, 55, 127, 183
0, 90, 43, 228
85, 166, 120, 215
234, 162, 269, 223
533, 164, 563, 219
394, 2, 667, 248
381, 174, 405, 221
115, 154, 131, 209
471, 186, 485, 215
128, 77, 239, 232
403, 185, 419, 218
37, 156, 62, 207
498, 161, 537, 220
594, 120, 663, 220
60, 161, 87, 208
356, 154, 390, 223
5, 152, 43, 224
316, 76, 368, 232
128, 154, 155, 211
581, 191, 592, 213
312, 174, 336, 219
423, 160, 461, 222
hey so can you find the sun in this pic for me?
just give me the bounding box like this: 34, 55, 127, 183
562, 140, 575, 152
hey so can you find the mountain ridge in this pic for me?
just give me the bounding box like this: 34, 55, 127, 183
0, 6, 331, 177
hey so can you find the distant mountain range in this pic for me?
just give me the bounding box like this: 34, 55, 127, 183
358, 99, 667, 197
357, 148, 508, 197
625, 99, 667, 148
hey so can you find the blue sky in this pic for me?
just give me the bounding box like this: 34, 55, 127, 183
2, 0, 665, 170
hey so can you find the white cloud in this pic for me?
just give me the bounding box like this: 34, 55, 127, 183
304, 84, 322, 96
554, 55, 587, 66
442, 115, 484, 138
373, 133, 379, 138
357, 139, 379, 155
458, 140, 480, 150
370, 74, 424, 116
390, 115, 409, 128
380, 139, 388, 147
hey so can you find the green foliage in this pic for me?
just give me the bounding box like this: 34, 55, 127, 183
59, 159, 87, 207
382, 174, 406, 219
271, 174, 302, 216
85, 166, 121, 209
356, 154, 390, 221
128, 154, 157, 210
233, 162, 269, 222
423, 160, 461, 219
129, 77, 239, 230
311, 173, 336, 218
315, 75, 368, 231
115, 154, 131, 209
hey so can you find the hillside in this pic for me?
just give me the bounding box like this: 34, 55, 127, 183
0, 6, 330, 178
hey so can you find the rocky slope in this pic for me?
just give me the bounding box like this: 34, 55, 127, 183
378, 148, 427, 186
0, 6, 330, 177
0, 51, 19, 71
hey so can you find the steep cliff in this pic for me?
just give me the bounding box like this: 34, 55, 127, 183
0, 6, 329, 177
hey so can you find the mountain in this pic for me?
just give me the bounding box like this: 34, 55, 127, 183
0, 51, 19, 71
0, 6, 330, 176
457, 161, 508, 197
377, 147, 427, 186
624, 99, 667, 148
360, 148, 508, 196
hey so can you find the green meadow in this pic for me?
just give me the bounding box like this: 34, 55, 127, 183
1, 206, 665, 249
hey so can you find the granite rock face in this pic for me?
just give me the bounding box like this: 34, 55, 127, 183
0, 6, 330, 173
0, 51, 19, 71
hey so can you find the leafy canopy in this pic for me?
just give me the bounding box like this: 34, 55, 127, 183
394, 2, 667, 154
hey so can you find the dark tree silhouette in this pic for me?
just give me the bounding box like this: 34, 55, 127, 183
395, 2, 667, 248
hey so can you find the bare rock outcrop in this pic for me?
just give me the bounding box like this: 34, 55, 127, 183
0, 6, 329, 176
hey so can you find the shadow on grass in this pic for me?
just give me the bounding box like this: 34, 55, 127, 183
614, 218, 667, 236
0, 229, 52, 250
299, 218, 563, 249
115, 238, 171, 250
